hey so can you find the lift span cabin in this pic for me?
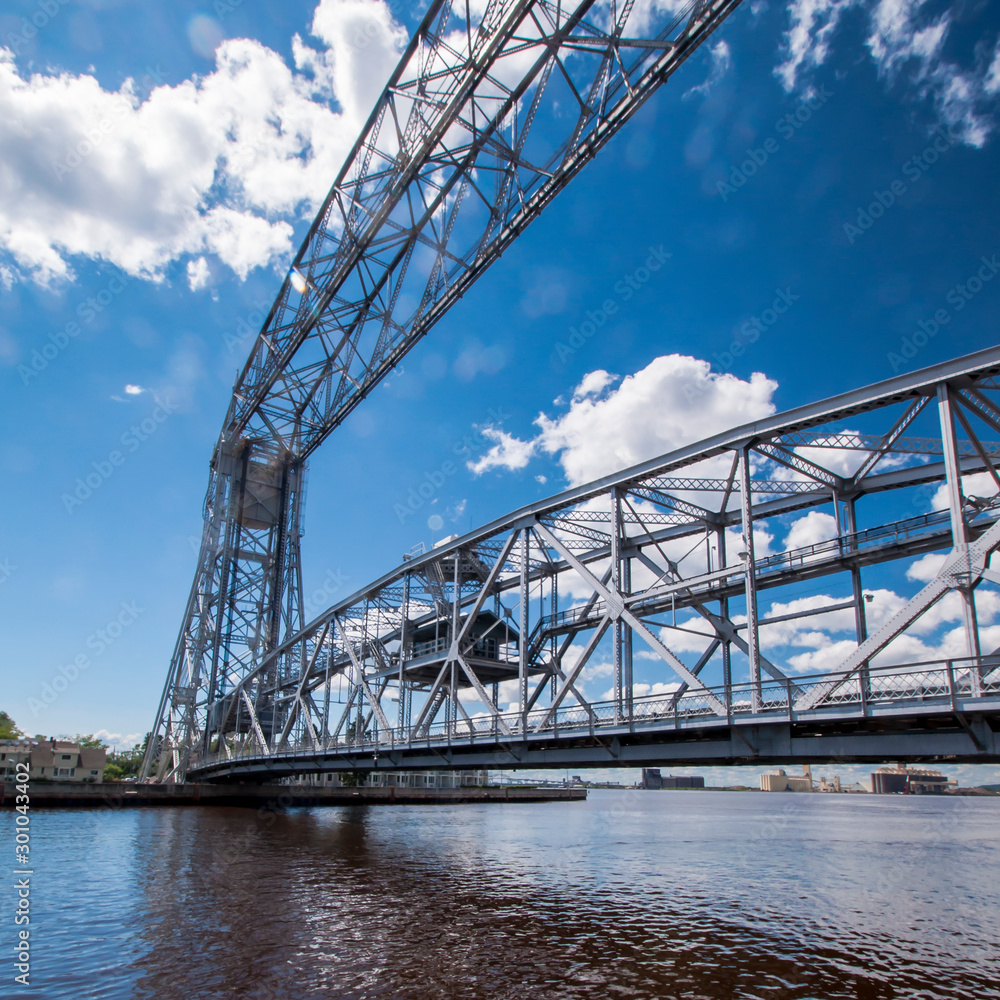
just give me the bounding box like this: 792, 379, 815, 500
397, 609, 523, 686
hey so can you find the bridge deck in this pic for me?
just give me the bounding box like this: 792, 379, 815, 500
189, 659, 1000, 780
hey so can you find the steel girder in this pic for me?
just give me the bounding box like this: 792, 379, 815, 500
142, 0, 748, 782
179, 347, 1000, 780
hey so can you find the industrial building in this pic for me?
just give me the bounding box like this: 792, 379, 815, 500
759, 766, 814, 792
641, 768, 705, 790
871, 765, 954, 794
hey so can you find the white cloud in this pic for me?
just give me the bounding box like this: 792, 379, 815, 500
684, 39, 732, 99
468, 426, 537, 475
783, 510, 838, 550
653, 617, 717, 654
745, 575, 1000, 673
906, 551, 945, 582
768, 429, 910, 484
124, 384, 145, 395
186, 257, 211, 291
777, 0, 860, 92
92, 729, 144, 748
469, 355, 777, 485
929, 471, 998, 512
0, 0, 407, 286
600, 681, 680, 702
988, 45, 1000, 95
777, 0, 1000, 145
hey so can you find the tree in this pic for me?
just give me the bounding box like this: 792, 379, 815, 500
338, 769, 370, 787
0, 711, 23, 739
103, 763, 125, 782
337, 718, 372, 786
74, 734, 109, 749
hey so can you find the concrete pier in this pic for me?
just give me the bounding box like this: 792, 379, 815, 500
1, 781, 586, 809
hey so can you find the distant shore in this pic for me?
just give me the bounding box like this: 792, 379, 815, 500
0, 781, 587, 809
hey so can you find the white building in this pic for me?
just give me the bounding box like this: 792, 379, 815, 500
759, 766, 814, 792
1, 739, 107, 783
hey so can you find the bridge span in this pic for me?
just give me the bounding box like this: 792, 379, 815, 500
140, 0, 1000, 783
191, 657, 1000, 780
171, 348, 1000, 782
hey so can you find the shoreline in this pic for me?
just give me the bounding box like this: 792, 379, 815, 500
0, 780, 587, 809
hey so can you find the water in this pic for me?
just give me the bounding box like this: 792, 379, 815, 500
19, 790, 1000, 999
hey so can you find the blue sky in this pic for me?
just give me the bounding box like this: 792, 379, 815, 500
1, 0, 999, 785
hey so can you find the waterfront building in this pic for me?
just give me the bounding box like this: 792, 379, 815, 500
30, 739, 106, 782
871, 764, 954, 794
759, 766, 814, 792
295, 769, 489, 789
0, 739, 32, 780
641, 768, 705, 789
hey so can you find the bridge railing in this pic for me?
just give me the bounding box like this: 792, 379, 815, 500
189, 655, 1000, 770
525, 505, 1000, 644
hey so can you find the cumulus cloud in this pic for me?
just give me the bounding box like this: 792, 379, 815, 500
783, 510, 838, 550
777, 0, 1000, 145
469, 355, 778, 485
0, 0, 407, 286
746, 574, 1000, 674
766, 429, 911, 486
468, 427, 537, 475
929, 471, 999, 512
906, 551, 945, 582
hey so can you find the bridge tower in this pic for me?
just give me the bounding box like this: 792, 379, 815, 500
141, 0, 746, 781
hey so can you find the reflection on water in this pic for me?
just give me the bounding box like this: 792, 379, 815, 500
28, 790, 1000, 999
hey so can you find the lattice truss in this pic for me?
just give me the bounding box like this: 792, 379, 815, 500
144, 0, 747, 781
175, 353, 1000, 777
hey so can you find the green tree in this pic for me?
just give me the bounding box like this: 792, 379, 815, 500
103, 763, 125, 782
73, 734, 109, 749
0, 711, 23, 739
337, 717, 371, 786
337, 769, 370, 787
345, 717, 370, 742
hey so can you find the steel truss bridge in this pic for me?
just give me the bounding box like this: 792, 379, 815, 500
142, 1, 1000, 783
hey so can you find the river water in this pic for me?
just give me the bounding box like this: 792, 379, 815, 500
20, 790, 1000, 999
